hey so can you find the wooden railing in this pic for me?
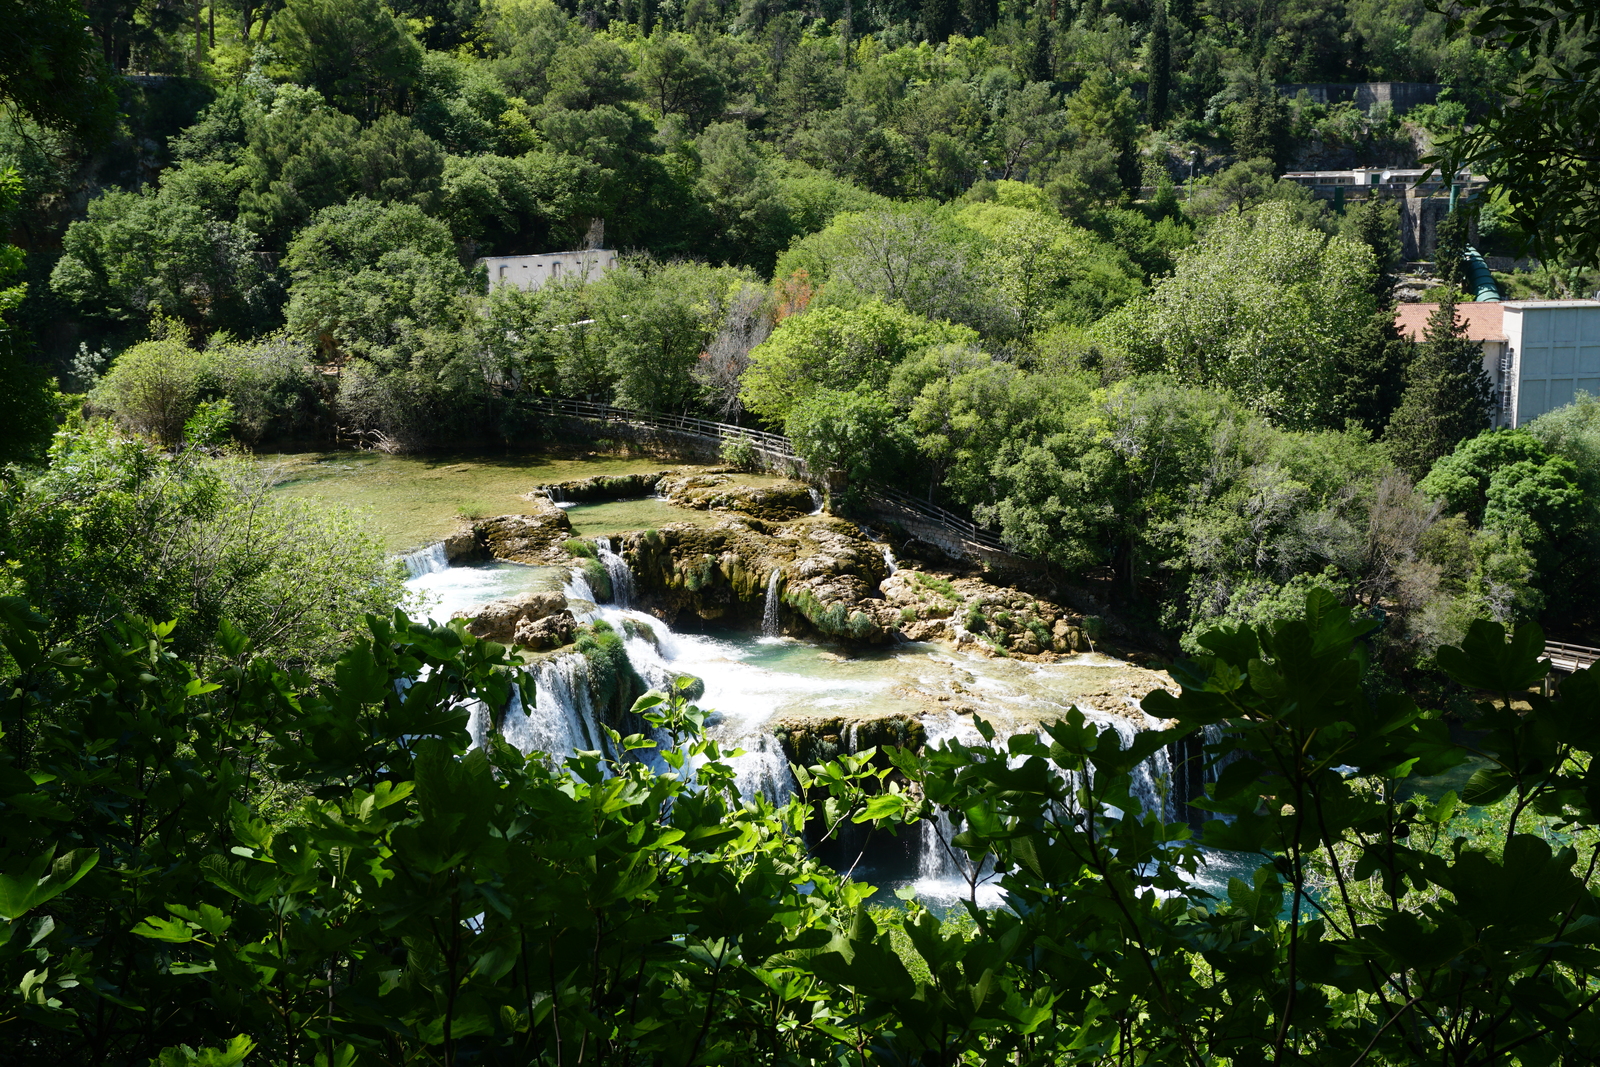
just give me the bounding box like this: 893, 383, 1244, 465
532, 397, 1024, 558
1545, 641, 1600, 673
863, 484, 1012, 554
533, 397, 801, 463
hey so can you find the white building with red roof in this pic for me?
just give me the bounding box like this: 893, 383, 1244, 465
1394, 299, 1600, 427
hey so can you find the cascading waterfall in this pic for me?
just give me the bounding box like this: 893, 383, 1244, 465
916, 712, 1174, 889
881, 545, 898, 579
595, 537, 634, 608
807, 488, 824, 515
400, 542, 449, 578
459, 656, 609, 769
726, 732, 794, 806
761, 569, 783, 637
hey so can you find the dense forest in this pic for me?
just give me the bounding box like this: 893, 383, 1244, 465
5, 0, 1600, 1062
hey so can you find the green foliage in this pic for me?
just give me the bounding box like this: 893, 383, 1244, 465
0, 428, 403, 668
50, 187, 278, 334
9, 556, 1600, 1064
1430, 0, 1600, 265
0, 167, 58, 467
182, 398, 236, 450
271, 0, 424, 119
91, 331, 208, 447
1099, 201, 1380, 429
0, 0, 115, 142
1387, 288, 1495, 477
719, 433, 758, 470
784, 386, 913, 506
742, 300, 977, 423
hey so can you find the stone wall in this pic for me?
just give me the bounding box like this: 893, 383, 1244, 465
1275, 82, 1442, 113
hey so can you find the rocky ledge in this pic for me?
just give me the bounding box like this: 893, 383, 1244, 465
456, 591, 576, 650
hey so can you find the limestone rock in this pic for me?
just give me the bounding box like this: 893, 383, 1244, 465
457, 591, 569, 645
513, 610, 576, 651
657, 472, 816, 521
443, 528, 480, 562
538, 471, 668, 502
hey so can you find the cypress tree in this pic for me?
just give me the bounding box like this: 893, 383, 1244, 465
1147, 0, 1171, 128
1386, 288, 1493, 477
1330, 198, 1412, 433
923, 0, 958, 41
1434, 206, 1469, 289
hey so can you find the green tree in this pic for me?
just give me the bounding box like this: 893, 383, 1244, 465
785, 385, 911, 507
0, 167, 58, 467
271, 0, 424, 118
694, 122, 796, 272
591, 259, 754, 413
283, 197, 469, 361
741, 300, 978, 423
51, 188, 278, 334
1147, 0, 1172, 127
1334, 197, 1412, 432
1387, 288, 1493, 476
90, 331, 207, 447
1098, 201, 1378, 429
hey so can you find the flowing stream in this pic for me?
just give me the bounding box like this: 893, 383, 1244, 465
406, 553, 1182, 904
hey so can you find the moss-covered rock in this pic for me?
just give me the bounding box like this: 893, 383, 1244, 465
772, 714, 927, 767
657, 472, 816, 521
475, 498, 573, 564
539, 471, 670, 502
574, 620, 646, 728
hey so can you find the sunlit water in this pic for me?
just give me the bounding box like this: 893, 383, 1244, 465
402, 558, 1199, 908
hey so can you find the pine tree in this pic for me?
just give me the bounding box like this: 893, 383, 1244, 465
1386, 288, 1493, 477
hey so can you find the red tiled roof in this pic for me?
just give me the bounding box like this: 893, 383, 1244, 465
1394, 302, 1506, 343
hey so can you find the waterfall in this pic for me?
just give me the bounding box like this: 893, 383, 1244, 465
916, 712, 1173, 887
807, 487, 824, 515
400, 542, 449, 578
761, 569, 783, 637
459, 656, 609, 769
595, 537, 634, 607
726, 731, 794, 806
527, 653, 606, 758
881, 545, 898, 578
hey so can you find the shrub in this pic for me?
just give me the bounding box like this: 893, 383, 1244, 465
721, 434, 757, 470
92, 333, 206, 447
581, 557, 612, 602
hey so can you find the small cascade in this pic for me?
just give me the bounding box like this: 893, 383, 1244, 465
595, 537, 635, 607
528, 653, 606, 758
881, 545, 899, 579
807, 487, 824, 515
1168, 723, 1240, 831
400, 542, 449, 578
561, 568, 600, 622
761, 569, 783, 637
726, 732, 794, 806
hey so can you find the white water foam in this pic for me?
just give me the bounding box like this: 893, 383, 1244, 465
761, 569, 783, 637
400, 542, 449, 578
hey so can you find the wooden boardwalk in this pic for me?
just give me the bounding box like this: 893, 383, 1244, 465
1545, 640, 1600, 673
